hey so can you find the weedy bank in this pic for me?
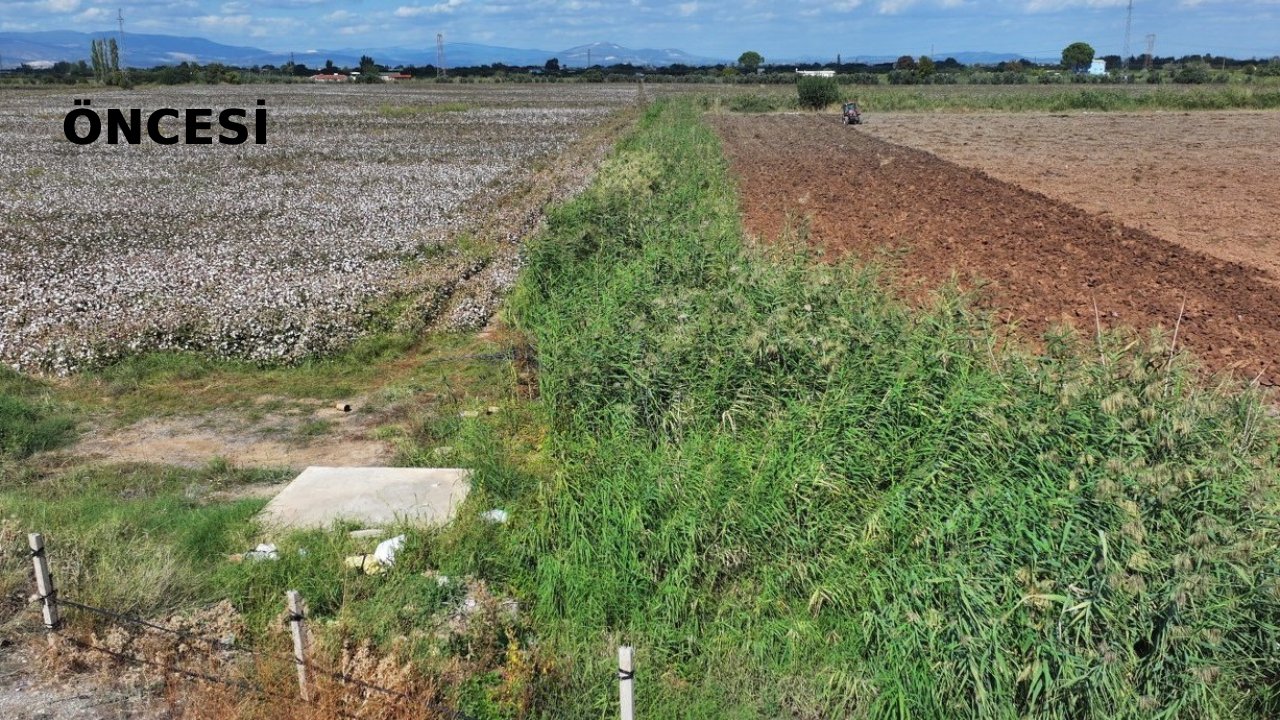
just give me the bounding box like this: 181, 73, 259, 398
500, 98, 1280, 717
699, 83, 1280, 113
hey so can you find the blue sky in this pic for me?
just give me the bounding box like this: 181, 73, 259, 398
3, 0, 1278, 59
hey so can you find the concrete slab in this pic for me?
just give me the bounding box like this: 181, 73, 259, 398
258, 467, 470, 530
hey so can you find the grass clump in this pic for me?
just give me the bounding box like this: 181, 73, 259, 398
505, 99, 1280, 717
0, 367, 75, 459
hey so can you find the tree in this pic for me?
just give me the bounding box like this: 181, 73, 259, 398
324, 58, 336, 72
796, 75, 840, 109
1062, 41, 1095, 73
359, 55, 378, 74
894, 55, 917, 71
89, 38, 120, 84
545, 57, 560, 72
738, 50, 763, 73
917, 55, 935, 77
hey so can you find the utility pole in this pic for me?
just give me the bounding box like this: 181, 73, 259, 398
1143, 34, 1156, 71
436, 33, 446, 78
116, 7, 128, 82
587, 48, 592, 68
1121, 0, 1133, 74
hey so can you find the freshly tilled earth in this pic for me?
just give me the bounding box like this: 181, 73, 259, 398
713, 113, 1280, 386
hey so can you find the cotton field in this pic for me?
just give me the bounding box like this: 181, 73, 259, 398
0, 84, 632, 374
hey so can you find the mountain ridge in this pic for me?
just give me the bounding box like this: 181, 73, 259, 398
0, 31, 724, 69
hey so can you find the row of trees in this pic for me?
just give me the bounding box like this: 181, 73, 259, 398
5, 40, 1276, 86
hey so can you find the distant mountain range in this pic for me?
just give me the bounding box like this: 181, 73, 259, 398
0, 30, 1051, 70
0, 31, 724, 69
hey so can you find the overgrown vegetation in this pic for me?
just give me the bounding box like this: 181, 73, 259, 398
0, 367, 75, 460
796, 75, 841, 108
709, 85, 1280, 113
502, 99, 1280, 717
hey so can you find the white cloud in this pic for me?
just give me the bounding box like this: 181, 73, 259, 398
677, 2, 698, 16
393, 0, 466, 17
1024, 0, 1127, 11
45, 0, 80, 12
72, 7, 108, 23
323, 9, 358, 22
878, 0, 919, 13
194, 14, 253, 29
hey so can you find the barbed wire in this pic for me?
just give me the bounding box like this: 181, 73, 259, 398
49, 595, 477, 720
52, 632, 368, 720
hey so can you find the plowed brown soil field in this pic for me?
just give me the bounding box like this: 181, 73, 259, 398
712, 113, 1280, 386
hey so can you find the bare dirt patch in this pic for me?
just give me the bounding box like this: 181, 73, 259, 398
70, 396, 391, 470
859, 110, 1280, 279
712, 113, 1280, 386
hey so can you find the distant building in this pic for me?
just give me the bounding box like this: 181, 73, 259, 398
310, 73, 349, 82
1088, 59, 1107, 76
796, 69, 836, 78
380, 73, 414, 82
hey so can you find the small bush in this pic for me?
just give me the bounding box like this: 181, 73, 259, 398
796, 76, 840, 109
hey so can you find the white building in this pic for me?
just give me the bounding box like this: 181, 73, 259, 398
1088, 59, 1107, 76
796, 69, 836, 77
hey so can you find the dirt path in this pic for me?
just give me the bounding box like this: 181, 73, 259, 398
712, 113, 1280, 386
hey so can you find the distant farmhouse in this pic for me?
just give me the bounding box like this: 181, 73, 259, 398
796, 69, 836, 77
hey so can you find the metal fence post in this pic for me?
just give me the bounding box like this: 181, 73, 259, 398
286, 590, 311, 701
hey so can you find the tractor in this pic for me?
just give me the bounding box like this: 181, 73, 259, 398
841, 101, 863, 125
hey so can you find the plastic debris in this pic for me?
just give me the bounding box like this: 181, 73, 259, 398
481, 509, 509, 524
345, 554, 384, 574
244, 543, 279, 561
373, 534, 406, 567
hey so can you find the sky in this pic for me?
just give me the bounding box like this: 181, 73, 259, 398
2, 0, 1278, 60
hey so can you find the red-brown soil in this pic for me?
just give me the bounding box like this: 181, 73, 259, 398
711, 113, 1280, 386
860, 111, 1280, 280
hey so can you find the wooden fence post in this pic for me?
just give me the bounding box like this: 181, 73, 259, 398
28, 534, 59, 639
286, 590, 311, 702
618, 645, 634, 720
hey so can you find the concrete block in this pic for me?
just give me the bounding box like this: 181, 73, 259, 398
258, 466, 470, 530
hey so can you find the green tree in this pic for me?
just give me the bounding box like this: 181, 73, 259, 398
545, 57, 560, 72
738, 50, 763, 73
917, 55, 936, 77
894, 55, 916, 71
89, 38, 120, 85
796, 76, 840, 109
1062, 41, 1095, 72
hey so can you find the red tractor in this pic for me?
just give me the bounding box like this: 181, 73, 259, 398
841, 102, 863, 125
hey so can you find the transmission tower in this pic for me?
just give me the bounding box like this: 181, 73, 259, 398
1121, 0, 1133, 73
436, 33, 446, 78
117, 9, 125, 56
1143, 34, 1156, 71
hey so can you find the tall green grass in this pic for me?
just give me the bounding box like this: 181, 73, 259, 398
705, 85, 1280, 112
0, 367, 75, 459
506, 99, 1280, 717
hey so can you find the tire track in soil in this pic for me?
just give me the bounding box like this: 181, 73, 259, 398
712, 113, 1280, 387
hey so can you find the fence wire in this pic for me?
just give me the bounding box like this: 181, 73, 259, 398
46, 595, 477, 720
